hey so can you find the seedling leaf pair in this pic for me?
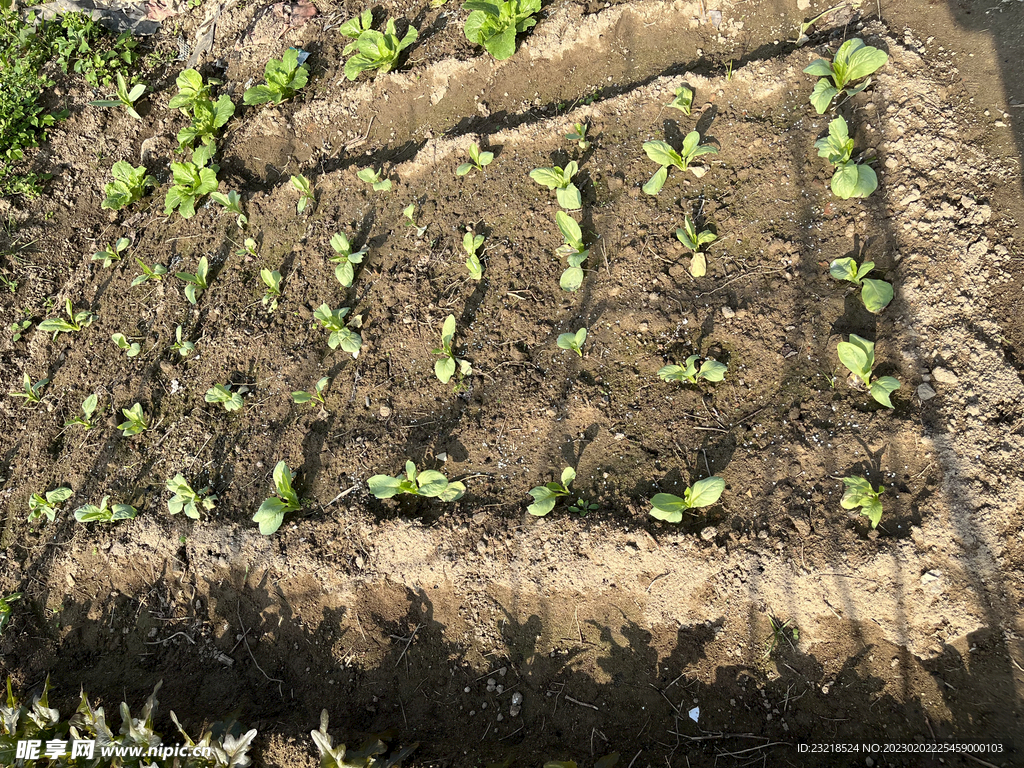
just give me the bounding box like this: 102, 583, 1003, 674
112, 333, 141, 357
527, 467, 576, 516
667, 85, 693, 115
555, 211, 588, 291
557, 327, 587, 356
357, 167, 392, 191
462, 0, 540, 60
65, 393, 98, 429
118, 403, 149, 436
840, 475, 884, 528
28, 487, 73, 523
292, 377, 329, 406
38, 299, 94, 339
131, 258, 168, 286
253, 461, 301, 535
209, 189, 248, 227
243, 49, 310, 104
166, 474, 216, 519
102, 161, 155, 210
10, 372, 48, 404
650, 476, 725, 523
92, 237, 130, 268
565, 122, 590, 150
658, 355, 727, 385
205, 383, 243, 412
261, 269, 283, 311
314, 304, 363, 356
675, 216, 717, 277
463, 231, 484, 280
175, 256, 210, 304
328, 232, 366, 288
343, 18, 418, 80
457, 143, 494, 176
164, 161, 219, 218
530, 162, 581, 210
75, 496, 138, 523
804, 38, 888, 113
814, 116, 877, 199
290, 174, 315, 213
829, 256, 893, 313
433, 314, 473, 384
643, 131, 717, 195
89, 72, 146, 119
368, 460, 466, 501
836, 334, 900, 408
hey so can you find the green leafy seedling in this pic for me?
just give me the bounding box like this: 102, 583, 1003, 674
253, 460, 301, 535
463, 231, 484, 280
840, 475, 885, 528
89, 72, 146, 119
328, 232, 366, 288
11, 319, 31, 342
368, 460, 466, 501
829, 256, 893, 313
176, 93, 233, 155
765, 616, 799, 657
164, 160, 219, 218
209, 189, 247, 227
403, 203, 427, 236
310, 710, 420, 768
117, 402, 149, 436
667, 85, 693, 115
235, 238, 258, 257
569, 498, 598, 516
28, 487, 73, 523
167, 68, 219, 113
102, 161, 155, 210
650, 476, 725, 522
131, 258, 168, 286
433, 314, 473, 385
171, 325, 195, 356
555, 211, 588, 292
462, 0, 540, 60
10, 372, 48, 404
292, 376, 329, 406
356, 167, 392, 191
0, 592, 21, 636
836, 334, 900, 408
557, 327, 587, 357
38, 299, 94, 339
527, 467, 576, 516
112, 333, 141, 357
166, 474, 216, 519
261, 269, 282, 311
65, 393, 98, 429
205, 383, 243, 412
244, 49, 310, 104
457, 142, 494, 176
793, 3, 847, 46
530, 161, 581, 210
175, 256, 210, 304
92, 237, 130, 268
290, 174, 315, 213
658, 354, 727, 385
814, 115, 877, 199
643, 131, 718, 195
344, 18, 418, 80
339, 8, 374, 38
804, 37, 887, 113
74, 496, 137, 523
314, 304, 363, 356
565, 122, 591, 151
675, 215, 717, 277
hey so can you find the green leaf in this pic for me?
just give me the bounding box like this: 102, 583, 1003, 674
869, 376, 900, 408
643, 140, 679, 168
831, 162, 877, 199
438, 480, 466, 502
688, 476, 725, 508
809, 79, 839, 113
595, 753, 621, 768
527, 486, 558, 516
803, 59, 834, 78
555, 184, 581, 210
456, 163, 473, 176
556, 211, 582, 246
840, 476, 874, 509
860, 278, 893, 313
837, 340, 871, 383
46, 487, 73, 504
697, 360, 727, 382
368, 474, 403, 499
689, 251, 707, 277
416, 470, 450, 497
435, 356, 456, 384
642, 165, 668, 196
843, 40, 888, 84
253, 497, 287, 535
529, 167, 562, 189
829, 257, 860, 284
649, 493, 685, 523
860, 496, 883, 528
560, 467, 576, 487
560, 265, 584, 292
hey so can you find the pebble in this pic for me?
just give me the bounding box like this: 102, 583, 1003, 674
721, 306, 735, 319
931, 366, 958, 385
700, 526, 717, 541
379, 405, 392, 418
917, 383, 936, 401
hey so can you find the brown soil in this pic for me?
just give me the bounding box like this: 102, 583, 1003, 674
1, 0, 1023, 766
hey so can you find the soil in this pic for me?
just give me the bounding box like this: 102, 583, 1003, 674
1, 0, 1023, 766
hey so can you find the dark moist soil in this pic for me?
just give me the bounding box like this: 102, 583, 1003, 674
1, 0, 1023, 766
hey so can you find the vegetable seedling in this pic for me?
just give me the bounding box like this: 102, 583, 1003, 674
463, 231, 484, 280
101, 161, 155, 210
343, 19, 418, 80
565, 122, 591, 151
38, 299, 94, 339
235, 238, 258, 257
243, 48, 310, 104
530, 161, 581, 210
765, 616, 799, 658
253, 460, 301, 535
840, 475, 885, 528
92, 237, 130, 268
793, 3, 847, 46
171, 325, 195, 357
368, 460, 466, 501
117, 402, 149, 436
328, 232, 366, 288
658, 355, 727, 385
569, 498, 598, 516
814, 115, 877, 199
175, 256, 210, 304
74, 496, 137, 523
462, 0, 540, 60
829, 256, 893, 313
176, 93, 234, 154
166, 474, 216, 519
65, 393, 98, 429
557, 327, 587, 357
836, 334, 900, 408
164, 160, 219, 219
527, 467, 576, 516
168, 68, 220, 113
290, 174, 315, 213
209, 189, 247, 227
555, 211, 588, 292
28, 487, 72, 523
89, 72, 146, 119
667, 85, 693, 115
205, 383, 243, 412
314, 304, 363, 356
292, 376, 329, 406
403, 203, 427, 236
9, 373, 47, 404
131, 258, 168, 286
643, 131, 717, 195
433, 314, 473, 385
650, 476, 725, 522
804, 37, 887, 113
339, 8, 374, 39
0, 593, 21, 637
356, 167, 392, 191
675, 215, 717, 277
111, 333, 141, 357
10, 319, 31, 342
457, 142, 494, 176
261, 269, 282, 311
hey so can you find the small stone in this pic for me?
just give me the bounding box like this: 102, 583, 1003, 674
721, 306, 735, 319
510, 705, 521, 717
931, 367, 958, 385
511, 692, 523, 705
700, 526, 717, 541
379, 405, 392, 418
917, 383, 936, 401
